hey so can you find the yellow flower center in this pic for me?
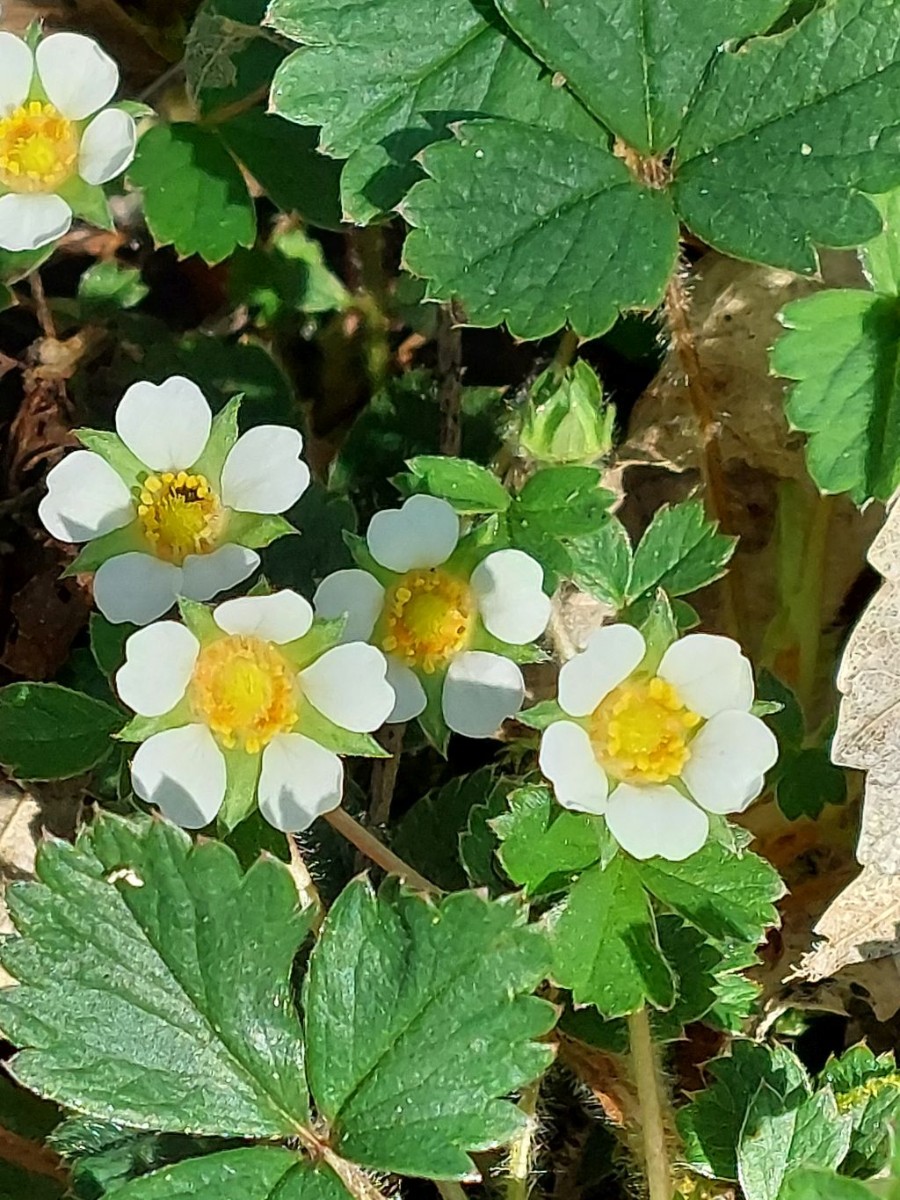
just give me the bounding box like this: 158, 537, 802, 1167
137, 471, 224, 565
380, 568, 473, 673
590, 677, 701, 785
189, 635, 298, 753
0, 102, 79, 193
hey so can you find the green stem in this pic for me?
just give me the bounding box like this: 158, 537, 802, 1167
552, 328, 580, 374
627, 1008, 672, 1200
507, 1080, 540, 1200
436, 1183, 469, 1200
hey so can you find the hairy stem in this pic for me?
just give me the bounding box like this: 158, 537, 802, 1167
368, 722, 406, 830
437, 302, 463, 456
324, 806, 437, 893
29, 271, 56, 340
507, 1080, 540, 1200
285, 835, 324, 932
662, 267, 742, 642
552, 328, 580, 375
627, 1008, 672, 1200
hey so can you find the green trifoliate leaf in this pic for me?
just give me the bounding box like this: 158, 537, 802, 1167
108, 1150, 348, 1200
0, 684, 125, 780
738, 1085, 851, 1200
129, 124, 256, 265
267, 0, 600, 221
460, 775, 514, 893
406, 455, 510, 513
403, 119, 679, 340
569, 518, 634, 609
0, 816, 313, 1137
780, 1171, 872, 1200
674, 0, 900, 273
820, 1044, 900, 1177
678, 1039, 811, 1180
636, 840, 784, 945
773, 290, 900, 503
303, 878, 555, 1178
519, 361, 615, 466
496, 0, 789, 155
493, 784, 607, 896
512, 466, 613, 540
627, 499, 737, 602
549, 856, 676, 1019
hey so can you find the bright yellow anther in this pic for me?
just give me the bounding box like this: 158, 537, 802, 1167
378, 568, 473, 673
190, 635, 297, 752
137, 471, 223, 564
0, 103, 78, 193
590, 677, 700, 785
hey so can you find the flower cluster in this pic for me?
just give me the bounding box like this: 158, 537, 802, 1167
0, 30, 136, 252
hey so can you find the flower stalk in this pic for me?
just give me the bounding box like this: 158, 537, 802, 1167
627, 1007, 673, 1200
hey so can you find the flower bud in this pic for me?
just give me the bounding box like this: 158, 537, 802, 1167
519, 360, 614, 464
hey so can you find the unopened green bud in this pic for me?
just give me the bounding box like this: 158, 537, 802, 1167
519, 360, 614, 464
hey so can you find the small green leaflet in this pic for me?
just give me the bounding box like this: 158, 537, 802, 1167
493, 784, 607, 896
106, 1150, 349, 1200
129, 123, 256, 265
738, 1086, 851, 1200
0, 816, 313, 1137
406, 455, 510, 513
549, 856, 676, 1019
303, 878, 555, 1178
780, 1172, 873, 1200
0, 684, 125, 781
819, 1044, 900, 1176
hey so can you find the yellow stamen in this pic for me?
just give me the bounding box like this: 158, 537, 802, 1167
590, 677, 701, 785
378, 568, 473, 673
137, 471, 224, 565
189, 635, 298, 752
0, 102, 78, 193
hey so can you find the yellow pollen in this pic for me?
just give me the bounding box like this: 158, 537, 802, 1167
0, 101, 78, 193
379, 568, 473, 674
590, 676, 701, 785
189, 635, 298, 752
137, 471, 223, 565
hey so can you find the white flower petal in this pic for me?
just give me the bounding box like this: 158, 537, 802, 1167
258, 734, 343, 831
220, 426, 309, 514
0, 32, 33, 114
115, 376, 212, 471
682, 711, 778, 815
658, 633, 754, 718
78, 107, 136, 185
131, 724, 226, 829
558, 624, 646, 718
213, 590, 313, 644
36, 32, 118, 120
116, 622, 199, 717
539, 721, 608, 815
367, 494, 459, 573
93, 552, 181, 625
180, 544, 260, 602
471, 549, 551, 645
442, 651, 524, 738
0, 193, 71, 253
606, 783, 709, 862
313, 569, 384, 642
300, 642, 393, 733
38, 450, 133, 542
385, 657, 426, 723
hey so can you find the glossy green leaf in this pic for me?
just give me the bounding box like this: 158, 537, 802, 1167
569, 518, 634, 609
109, 1150, 348, 1200
738, 1085, 851, 1200
129, 124, 256, 265
550, 857, 676, 1018
0, 816, 313, 1137
406, 455, 510, 513
780, 1171, 872, 1200
862, 188, 900, 293
628, 499, 736, 601
820, 1044, 900, 1176
493, 784, 607, 896
403, 119, 679, 339
304, 879, 555, 1178
0, 684, 125, 780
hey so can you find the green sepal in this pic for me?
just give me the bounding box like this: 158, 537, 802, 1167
517, 699, 566, 731
632, 590, 678, 673
115, 100, 156, 120
471, 624, 547, 664
192, 394, 242, 482
298, 702, 390, 759
62, 523, 145, 577
417, 668, 450, 756
228, 511, 298, 551
116, 699, 192, 744
445, 517, 508, 576
76, 429, 147, 489
344, 532, 397, 587
282, 618, 347, 671
217, 748, 263, 833
178, 597, 220, 643
58, 177, 114, 231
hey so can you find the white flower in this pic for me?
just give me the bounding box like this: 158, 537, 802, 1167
39, 376, 310, 625
0, 31, 137, 252
538, 626, 778, 862
313, 494, 551, 739
115, 590, 395, 831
